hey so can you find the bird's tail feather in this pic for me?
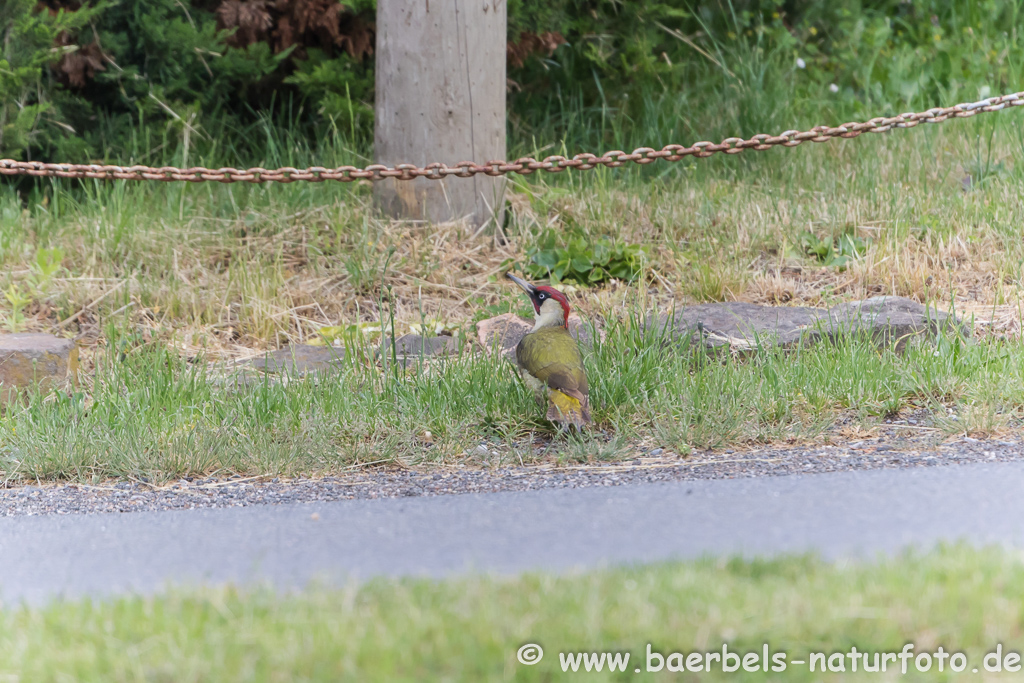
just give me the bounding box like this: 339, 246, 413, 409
547, 389, 591, 428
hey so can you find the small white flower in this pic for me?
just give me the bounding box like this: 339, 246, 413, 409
796, 57, 806, 69
979, 85, 991, 100
829, 83, 839, 93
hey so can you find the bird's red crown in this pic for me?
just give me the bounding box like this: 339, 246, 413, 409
532, 285, 571, 328
505, 272, 572, 329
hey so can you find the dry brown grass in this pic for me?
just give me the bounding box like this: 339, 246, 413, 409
2, 125, 1023, 362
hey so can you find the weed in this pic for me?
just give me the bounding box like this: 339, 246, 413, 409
797, 226, 869, 269
516, 229, 646, 285
26, 247, 64, 296
2, 284, 30, 332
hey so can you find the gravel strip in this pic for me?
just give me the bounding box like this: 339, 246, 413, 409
2, 432, 1021, 517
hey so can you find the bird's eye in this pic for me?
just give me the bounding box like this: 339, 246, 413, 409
538, 293, 546, 300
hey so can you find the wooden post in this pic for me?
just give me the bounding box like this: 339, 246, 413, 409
374, 0, 506, 230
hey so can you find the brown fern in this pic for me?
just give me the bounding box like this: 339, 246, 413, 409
216, 0, 274, 47
56, 41, 106, 88
507, 31, 566, 68
214, 0, 374, 60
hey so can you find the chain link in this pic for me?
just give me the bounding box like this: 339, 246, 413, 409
3, 91, 1022, 184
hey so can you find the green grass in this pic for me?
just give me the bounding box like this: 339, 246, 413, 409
2, 545, 1023, 681
1, 312, 1020, 482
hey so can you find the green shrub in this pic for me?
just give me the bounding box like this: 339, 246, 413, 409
2, 0, 1022, 168
0, 0, 106, 160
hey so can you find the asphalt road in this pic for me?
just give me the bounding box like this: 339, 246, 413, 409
4, 460, 1024, 604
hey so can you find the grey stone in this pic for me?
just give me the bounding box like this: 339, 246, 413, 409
476, 313, 598, 360
653, 296, 966, 354
476, 314, 532, 359
654, 302, 825, 352
246, 345, 346, 376
823, 296, 968, 351
379, 334, 461, 369
0, 333, 78, 404
380, 334, 458, 358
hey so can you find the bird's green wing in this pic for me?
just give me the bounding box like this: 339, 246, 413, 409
515, 327, 589, 396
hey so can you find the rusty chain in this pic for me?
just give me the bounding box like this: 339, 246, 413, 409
2, 90, 1022, 184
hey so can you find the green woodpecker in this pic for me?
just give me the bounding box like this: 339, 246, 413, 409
506, 272, 592, 429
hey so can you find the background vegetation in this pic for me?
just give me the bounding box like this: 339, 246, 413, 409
3, 0, 1020, 167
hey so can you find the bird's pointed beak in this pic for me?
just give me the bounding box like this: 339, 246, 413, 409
505, 272, 536, 295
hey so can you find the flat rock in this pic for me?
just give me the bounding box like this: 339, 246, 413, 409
246, 345, 346, 376
654, 296, 966, 353
477, 314, 532, 359
0, 333, 78, 403
655, 302, 824, 352
381, 334, 459, 358
379, 334, 460, 368
477, 313, 597, 360
822, 296, 968, 351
